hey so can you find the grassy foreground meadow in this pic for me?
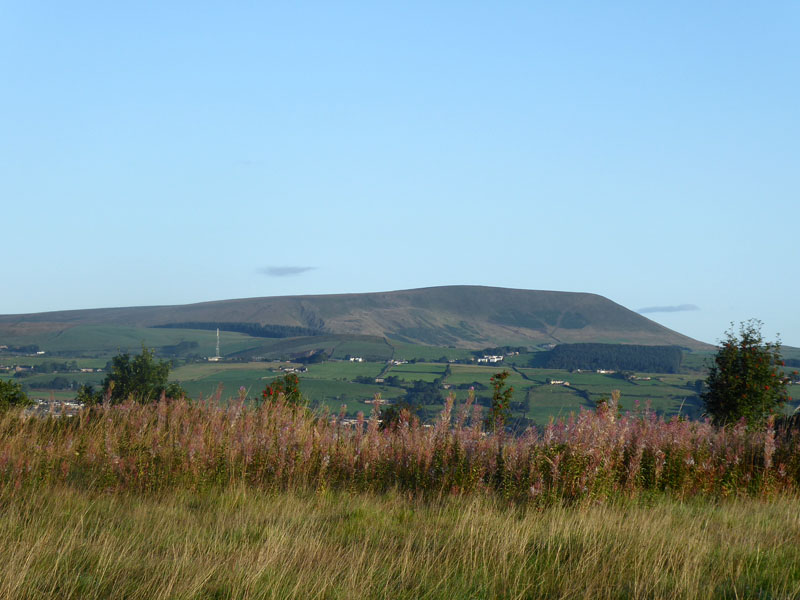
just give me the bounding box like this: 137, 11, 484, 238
2, 486, 800, 600
3, 395, 800, 598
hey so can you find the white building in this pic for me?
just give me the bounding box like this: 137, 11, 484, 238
477, 355, 504, 364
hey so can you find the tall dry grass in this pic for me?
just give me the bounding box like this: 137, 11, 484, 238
1, 485, 799, 599
2, 393, 799, 501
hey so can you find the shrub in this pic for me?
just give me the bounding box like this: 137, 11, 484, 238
94, 347, 185, 404
702, 320, 792, 426
485, 371, 512, 431
0, 379, 30, 411
261, 372, 303, 405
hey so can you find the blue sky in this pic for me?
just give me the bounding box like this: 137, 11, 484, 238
2, 2, 798, 346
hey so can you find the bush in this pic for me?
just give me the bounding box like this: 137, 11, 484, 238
93, 347, 185, 404
0, 378, 31, 411
702, 320, 793, 426
261, 372, 303, 405
486, 371, 513, 431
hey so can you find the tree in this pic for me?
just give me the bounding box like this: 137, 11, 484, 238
0, 379, 31, 411
261, 372, 303, 405
404, 380, 443, 407
702, 320, 793, 426
485, 370, 513, 431
75, 384, 100, 405
379, 401, 420, 431
94, 346, 185, 404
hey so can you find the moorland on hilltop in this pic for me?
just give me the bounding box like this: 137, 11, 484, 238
0, 285, 709, 350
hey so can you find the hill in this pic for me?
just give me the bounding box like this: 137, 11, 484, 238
0, 286, 709, 350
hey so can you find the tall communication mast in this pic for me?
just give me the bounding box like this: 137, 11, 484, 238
209, 328, 222, 362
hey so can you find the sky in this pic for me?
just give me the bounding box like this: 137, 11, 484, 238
1, 2, 798, 346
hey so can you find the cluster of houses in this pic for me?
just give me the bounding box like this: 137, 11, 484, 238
23, 398, 84, 419
476, 355, 504, 364
0, 364, 102, 374
0, 345, 46, 356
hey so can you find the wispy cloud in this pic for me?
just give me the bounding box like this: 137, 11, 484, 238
637, 304, 700, 314
259, 266, 316, 277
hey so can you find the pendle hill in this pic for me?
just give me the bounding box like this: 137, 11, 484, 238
0, 286, 708, 354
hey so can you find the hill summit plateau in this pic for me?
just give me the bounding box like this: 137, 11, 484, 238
0, 286, 708, 350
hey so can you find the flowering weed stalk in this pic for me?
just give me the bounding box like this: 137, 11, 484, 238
2, 395, 799, 502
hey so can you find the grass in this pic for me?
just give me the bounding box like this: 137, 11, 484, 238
0, 325, 261, 357
513, 368, 700, 416
302, 361, 384, 380
226, 335, 392, 362
4, 394, 800, 598
389, 342, 474, 361
526, 386, 590, 422
176, 371, 274, 402
385, 363, 447, 383
0, 357, 108, 369
1, 486, 799, 599
293, 379, 405, 414
328, 339, 395, 361
389, 362, 447, 373
169, 362, 402, 414
449, 365, 529, 388
682, 350, 716, 372
10, 372, 104, 388
170, 361, 290, 380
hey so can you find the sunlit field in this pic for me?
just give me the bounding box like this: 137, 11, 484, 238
2, 486, 799, 599
3, 395, 800, 599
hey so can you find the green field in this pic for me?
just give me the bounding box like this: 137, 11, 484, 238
224, 334, 396, 362
0, 325, 260, 357
5, 354, 714, 421
167, 360, 402, 414
386, 362, 447, 382
296, 379, 404, 413
681, 350, 716, 372
302, 360, 384, 380
389, 342, 474, 361
526, 385, 590, 421
9, 371, 104, 388
329, 338, 395, 361
9, 331, 794, 422
500, 351, 542, 367
170, 361, 292, 380
0, 356, 108, 369
448, 364, 528, 387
